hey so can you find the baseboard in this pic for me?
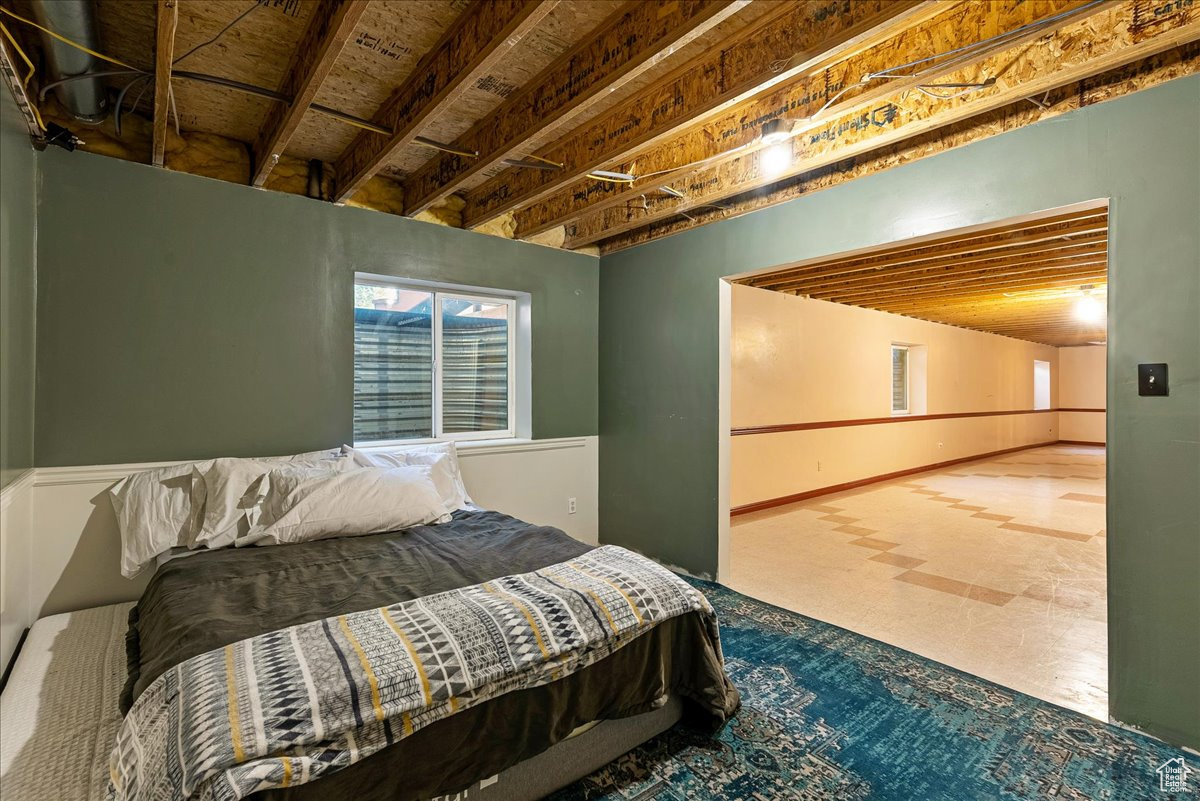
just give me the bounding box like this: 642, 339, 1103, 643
1058, 439, 1106, 446
731, 440, 1062, 516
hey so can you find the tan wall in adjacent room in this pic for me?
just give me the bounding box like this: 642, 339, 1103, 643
1059, 345, 1107, 444
731, 284, 1061, 510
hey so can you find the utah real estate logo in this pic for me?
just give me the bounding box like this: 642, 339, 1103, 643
1156, 757, 1192, 792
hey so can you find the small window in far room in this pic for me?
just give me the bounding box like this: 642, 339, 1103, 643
891, 345, 909, 415
353, 280, 516, 444
1033, 360, 1051, 411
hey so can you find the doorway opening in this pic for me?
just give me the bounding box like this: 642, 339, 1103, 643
718, 200, 1109, 719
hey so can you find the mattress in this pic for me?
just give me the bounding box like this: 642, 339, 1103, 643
0, 601, 685, 801
0, 602, 134, 801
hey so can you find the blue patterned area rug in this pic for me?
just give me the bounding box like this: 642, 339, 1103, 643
551, 579, 1195, 801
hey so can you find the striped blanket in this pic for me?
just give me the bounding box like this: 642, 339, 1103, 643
108, 546, 719, 801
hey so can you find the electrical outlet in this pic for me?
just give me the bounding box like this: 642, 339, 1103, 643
568, 497, 577, 515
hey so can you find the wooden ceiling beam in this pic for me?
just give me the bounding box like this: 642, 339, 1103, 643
754, 230, 1108, 290
400, 0, 750, 216
530, 0, 1101, 241
152, 0, 178, 167
782, 243, 1108, 290
600, 43, 1194, 254
769, 247, 1109, 296
563, 0, 1200, 248
806, 256, 1109, 300
751, 212, 1108, 286
252, 0, 370, 187
459, 0, 936, 229
332, 0, 557, 203
854, 271, 1108, 307
753, 207, 1107, 281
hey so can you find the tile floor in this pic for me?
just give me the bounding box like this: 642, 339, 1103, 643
728, 444, 1108, 720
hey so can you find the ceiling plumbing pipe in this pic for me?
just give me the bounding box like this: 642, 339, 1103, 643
30, 0, 106, 122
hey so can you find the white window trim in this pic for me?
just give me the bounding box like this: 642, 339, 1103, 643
891, 344, 910, 416
354, 277, 520, 444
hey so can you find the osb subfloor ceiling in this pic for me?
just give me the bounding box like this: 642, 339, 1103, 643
2, 1, 1197, 253
740, 204, 1109, 347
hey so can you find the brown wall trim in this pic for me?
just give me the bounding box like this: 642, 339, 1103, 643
733, 408, 1072, 436
731, 440, 1062, 516
1058, 439, 1106, 446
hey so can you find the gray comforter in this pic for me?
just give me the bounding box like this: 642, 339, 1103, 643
122, 510, 739, 801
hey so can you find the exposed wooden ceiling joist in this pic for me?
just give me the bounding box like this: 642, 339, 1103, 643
770, 242, 1109, 294
251, 0, 370, 187
737, 203, 1108, 347
527, 0, 1101, 242
400, 0, 751, 217
562, 0, 1199, 248
601, 43, 1197, 253
805, 256, 1109, 300
755, 221, 1109, 290
152, 0, 178, 167
332, 0, 558, 202
458, 0, 936, 229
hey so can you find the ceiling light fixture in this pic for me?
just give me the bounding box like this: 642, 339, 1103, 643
760, 118, 791, 145
760, 142, 792, 178
759, 119, 795, 178
1074, 285, 1105, 323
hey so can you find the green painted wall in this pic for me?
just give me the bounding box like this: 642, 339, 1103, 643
0, 89, 37, 489
599, 76, 1200, 748
34, 149, 597, 466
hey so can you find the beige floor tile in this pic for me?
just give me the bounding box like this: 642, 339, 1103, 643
728, 444, 1108, 720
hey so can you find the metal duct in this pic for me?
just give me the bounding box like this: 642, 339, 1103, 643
31, 0, 107, 122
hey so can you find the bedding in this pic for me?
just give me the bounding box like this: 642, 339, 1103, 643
239, 464, 451, 546
111, 546, 723, 801
110, 449, 345, 575
346, 443, 473, 511
122, 510, 738, 801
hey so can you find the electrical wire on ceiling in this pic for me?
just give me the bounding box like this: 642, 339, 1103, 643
597, 0, 1108, 202
0, 18, 46, 130
173, 1, 257, 65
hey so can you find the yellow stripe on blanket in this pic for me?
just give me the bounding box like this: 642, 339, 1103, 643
483, 582, 550, 658
568, 562, 646, 625
338, 616, 385, 722
281, 757, 292, 787
379, 608, 433, 706
225, 645, 246, 763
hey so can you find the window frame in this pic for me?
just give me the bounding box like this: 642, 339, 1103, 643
353, 278, 518, 445
891, 344, 910, 416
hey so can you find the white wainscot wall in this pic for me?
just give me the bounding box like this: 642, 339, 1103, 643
0, 437, 597, 667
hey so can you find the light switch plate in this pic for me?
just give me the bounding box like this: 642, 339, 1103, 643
1138, 363, 1168, 396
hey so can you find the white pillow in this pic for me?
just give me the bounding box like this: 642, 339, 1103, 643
189, 451, 347, 550
238, 465, 449, 547
109, 464, 195, 578
344, 443, 473, 511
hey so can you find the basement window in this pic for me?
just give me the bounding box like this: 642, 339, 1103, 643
891, 345, 910, 415
353, 278, 517, 443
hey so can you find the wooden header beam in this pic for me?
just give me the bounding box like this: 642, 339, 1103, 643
523, 0, 1097, 240
401, 0, 749, 216
333, 0, 557, 202
252, 0, 369, 187
152, 0, 178, 167
564, 0, 1200, 249
459, 0, 935, 229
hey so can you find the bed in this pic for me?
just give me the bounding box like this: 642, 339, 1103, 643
7, 506, 738, 801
